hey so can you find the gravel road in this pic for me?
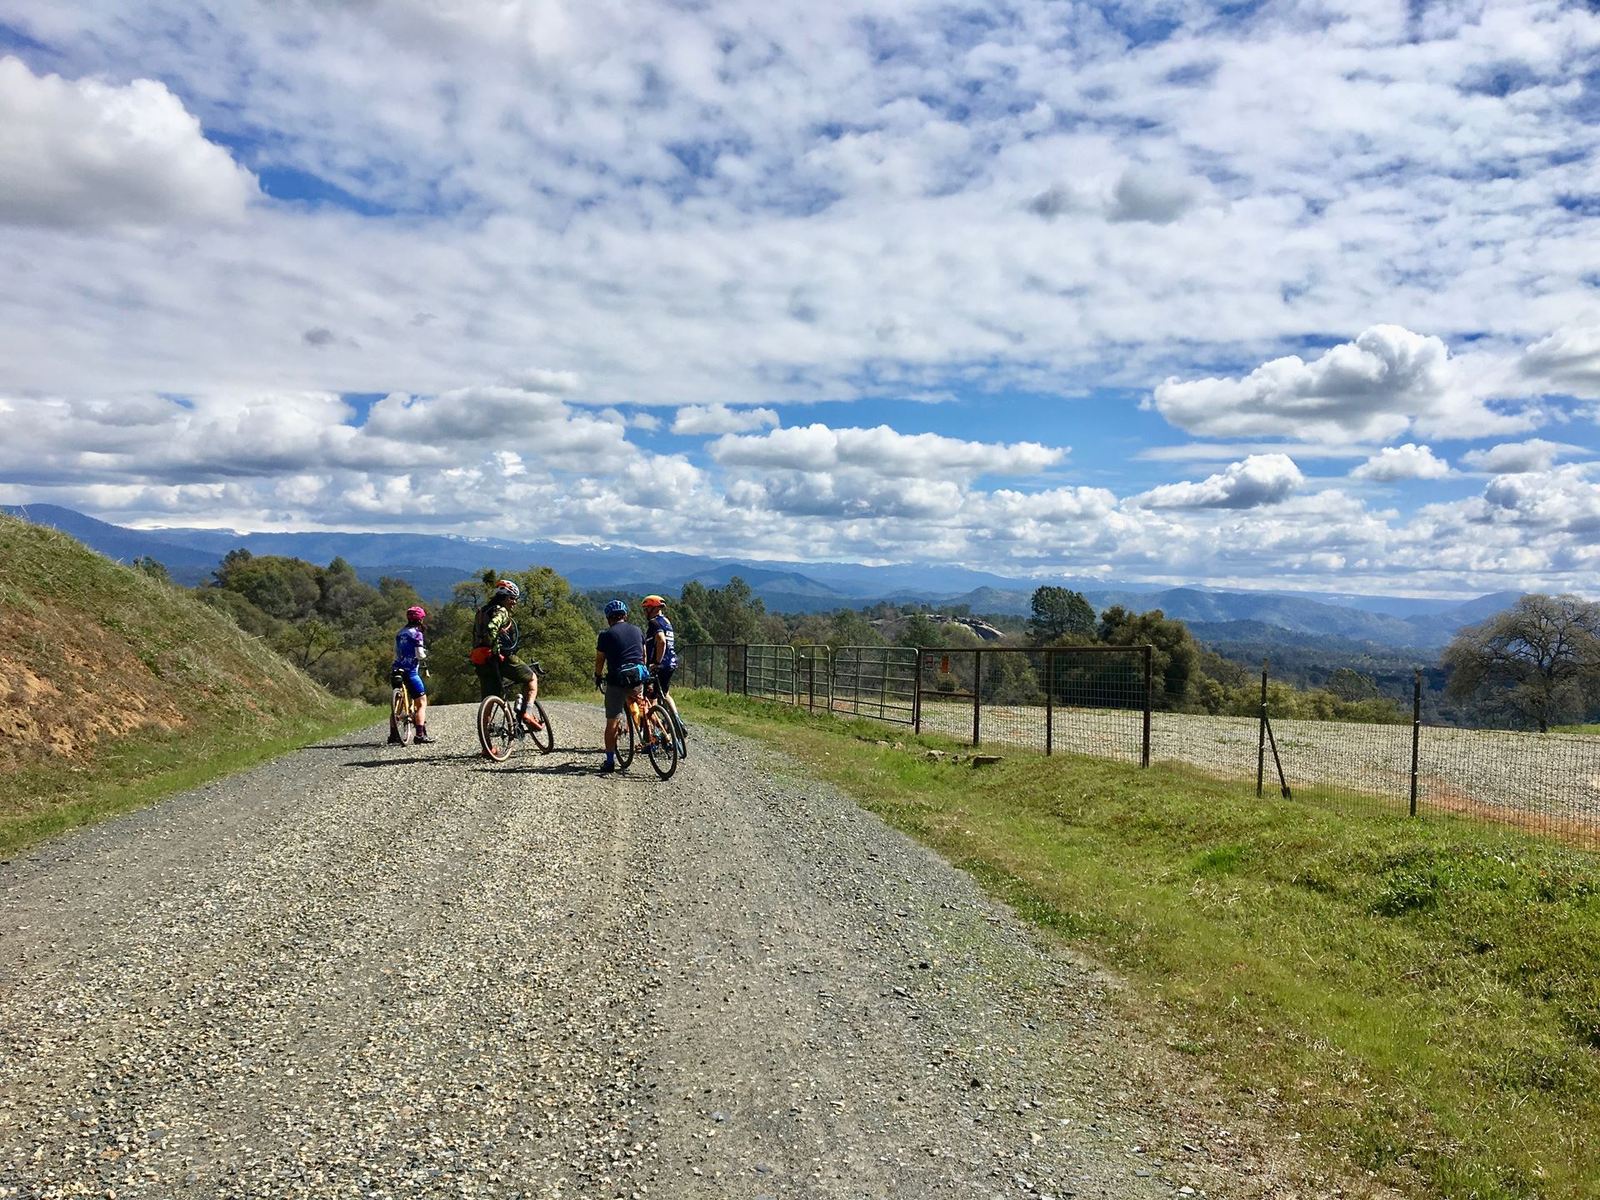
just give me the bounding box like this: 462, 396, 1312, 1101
2, 702, 1359, 1199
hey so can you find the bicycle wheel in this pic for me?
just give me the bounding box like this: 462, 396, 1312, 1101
643, 707, 679, 780
391, 687, 414, 745
478, 695, 516, 762
617, 710, 636, 770
671, 711, 688, 760
528, 700, 554, 753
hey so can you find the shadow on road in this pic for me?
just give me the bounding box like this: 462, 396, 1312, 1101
344, 752, 482, 769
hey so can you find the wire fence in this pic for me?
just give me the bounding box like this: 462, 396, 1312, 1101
683, 643, 1600, 851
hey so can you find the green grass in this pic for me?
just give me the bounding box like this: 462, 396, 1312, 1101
681, 690, 1600, 1200
0, 703, 380, 857
1552, 723, 1600, 736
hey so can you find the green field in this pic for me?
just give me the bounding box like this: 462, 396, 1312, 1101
682, 690, 1600, 1200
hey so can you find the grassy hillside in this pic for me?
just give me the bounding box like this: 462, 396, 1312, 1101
0, 514, 373, 852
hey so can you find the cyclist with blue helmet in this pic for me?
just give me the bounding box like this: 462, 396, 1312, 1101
593, 598, 646, 774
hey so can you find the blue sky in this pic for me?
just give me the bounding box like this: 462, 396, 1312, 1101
1, 1, 1599, 596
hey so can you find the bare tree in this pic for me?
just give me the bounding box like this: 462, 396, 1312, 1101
1442, 594, 1600, 731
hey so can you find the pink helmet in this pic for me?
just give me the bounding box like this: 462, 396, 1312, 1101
406, 605, 427, 624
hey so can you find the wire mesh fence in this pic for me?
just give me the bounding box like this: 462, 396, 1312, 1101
681, 643, 1600, 851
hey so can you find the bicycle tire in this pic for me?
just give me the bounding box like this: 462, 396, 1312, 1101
643, 707, 678, 780
672, 712, 689, 760
528, 700, 554, 753
617, 710, 636, 770
391, 687, 414, 746
479, 695, 516, 762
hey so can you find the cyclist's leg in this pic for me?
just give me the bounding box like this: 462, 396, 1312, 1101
655, 668, 682, 726
506, 659, 541, 728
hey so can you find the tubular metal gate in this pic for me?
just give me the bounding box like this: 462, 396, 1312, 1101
797, 645, 832, 713
745, 644, 796, 702
682, 643, 744, 693
831, 646, 918, 725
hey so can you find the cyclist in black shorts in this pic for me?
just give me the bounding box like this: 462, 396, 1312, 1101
471, 579, 542, 731
641, 594, 684, 734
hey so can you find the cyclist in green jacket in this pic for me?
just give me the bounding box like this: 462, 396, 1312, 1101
471, 579, 542, 730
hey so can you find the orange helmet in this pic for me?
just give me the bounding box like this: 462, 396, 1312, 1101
642, 594, 666, 610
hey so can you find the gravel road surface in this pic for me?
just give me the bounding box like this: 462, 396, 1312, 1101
2, 702, 1354, 1199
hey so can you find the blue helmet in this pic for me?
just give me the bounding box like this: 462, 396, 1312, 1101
604, 599, 628, 617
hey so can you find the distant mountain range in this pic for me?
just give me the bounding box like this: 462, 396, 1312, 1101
4, 503, 1525, 654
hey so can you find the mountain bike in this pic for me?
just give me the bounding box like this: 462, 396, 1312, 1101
608, 672, 679, 780
648, 678, 689, 761
477, 660, 555, 762
389, 668, 425, 745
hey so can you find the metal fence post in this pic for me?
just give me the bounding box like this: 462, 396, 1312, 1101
1256, 659, 1268, 798
1141, 644, 1153, 768
1044, 648, 1054, 756
972, 648, 982, 747
741, 643, 749, 697
913, 649, 923, 734
1410, 669, 1422, 818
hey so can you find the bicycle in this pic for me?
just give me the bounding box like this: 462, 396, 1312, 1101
477, 659, 555, 762
389, 667, 426, 745
605, 671, 679, 780
646, 678, 690, 761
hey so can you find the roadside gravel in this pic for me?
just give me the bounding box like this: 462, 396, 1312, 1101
2, 702, 1370, 1198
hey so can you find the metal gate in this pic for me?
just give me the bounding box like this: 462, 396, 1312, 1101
746, 644, 796, 701
797, 645, 832, 713
831, 646, 918, 725
682, 643, 742, 693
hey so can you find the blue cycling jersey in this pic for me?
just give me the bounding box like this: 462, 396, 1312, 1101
646, 614, 679, 670
393, 625, 425, 670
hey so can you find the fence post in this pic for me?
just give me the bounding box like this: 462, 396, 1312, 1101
972, 649, 982, 747
1256, 659, 1268, 798
1044, 648, 1054, 756
1410, 669, 1422, 818
913, 649, 923, 734
741, 644, 749, 697
1141, 644, 1153, 768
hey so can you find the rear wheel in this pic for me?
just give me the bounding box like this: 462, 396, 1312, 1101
391, 687, 414, 745
643, 707, 679, 780
527, 700, 554, 753
478, 696, 515, 761
617, 709, 636, 770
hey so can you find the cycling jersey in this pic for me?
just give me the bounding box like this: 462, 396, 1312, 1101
393, 626, 425, 669
646, 614, 679, 670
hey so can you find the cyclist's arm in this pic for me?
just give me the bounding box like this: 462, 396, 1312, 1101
593, 648, 606, 688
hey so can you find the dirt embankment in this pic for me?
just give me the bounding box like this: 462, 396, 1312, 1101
0, 513, 337, 774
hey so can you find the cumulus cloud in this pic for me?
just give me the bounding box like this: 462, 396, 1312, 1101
1350, 443, 1450, 482
1476, 465, 1600, 535
1459, 438, 1581, 474
0, 56, 256, 229
709, 424, 1064, 479
1149, 326, 1544, 443
1132, 454, 1304, 509
671, 404, 781, 436
1521, 327, 1600, 397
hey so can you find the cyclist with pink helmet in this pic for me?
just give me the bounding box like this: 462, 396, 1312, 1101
389, 604, 432, 744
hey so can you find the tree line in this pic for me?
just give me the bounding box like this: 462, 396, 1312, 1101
181, 551, 1600, 731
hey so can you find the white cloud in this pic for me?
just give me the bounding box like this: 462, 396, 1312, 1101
0, 56, 256, 229
1148, 326, 1537, 443
1459, 438, 1582, 474
709, 423, 1064, 479
1133, 454, 1304, 510
1350, 443, 1450, 482
671, 404, 780, 436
